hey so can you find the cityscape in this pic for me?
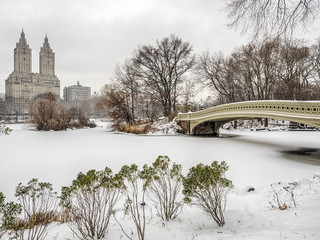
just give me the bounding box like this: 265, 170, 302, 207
1, 1, 320, 240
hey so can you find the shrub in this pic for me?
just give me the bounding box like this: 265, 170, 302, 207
14, 178, 58, 240
60, 168, 122, 240
0, 117, 12, 135
118, 123, 151, 134
29, 93, 71, 131
115, 164, 149, 240
0, 192, 22, 238
29, 92, 96, 131
141, 156, 183, 221
182, 161, 233, 227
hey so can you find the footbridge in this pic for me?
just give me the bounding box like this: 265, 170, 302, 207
176, 100, 320, 136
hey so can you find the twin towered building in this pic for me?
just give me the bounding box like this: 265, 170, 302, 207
5, 30, 60, 110
5, 30, 90, 112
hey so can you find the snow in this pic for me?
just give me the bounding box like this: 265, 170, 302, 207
0, 121, 320, 239
148, 118, 183, 135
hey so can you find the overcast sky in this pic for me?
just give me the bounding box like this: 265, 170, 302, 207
1, 0, 319, 97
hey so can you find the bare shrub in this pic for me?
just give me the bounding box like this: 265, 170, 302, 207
119, 123, 151, 134
142, 156, 184, 221
29, 92, 71, 131
60, 168, 122, 239
269, 181, 300, 210
29, 92, 96, 130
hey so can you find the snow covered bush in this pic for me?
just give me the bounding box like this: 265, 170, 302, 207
0, 192, 21, 238
14, 178, 58, 240
0, 117, 11, 135
182, 161, 233, 227
60, 168, 122, 240
141, 156, 184, 221
115, 164, 149, 240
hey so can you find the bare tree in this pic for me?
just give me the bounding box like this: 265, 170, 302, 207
113, 60, 140, 122
276, 40, 314, 100
68, 106, 79, 121
97, 84, 133, 126
197, 39, 317, 103
100, 63, 162, 125
310, 38, 320, 99
196, 52, 243, 103
180, 79, 198, 112
232, 39, 280, 100
133, 34, 195, 116
139, 94, 162, 123
3, 99, 25, 122
225, 0, 320, 39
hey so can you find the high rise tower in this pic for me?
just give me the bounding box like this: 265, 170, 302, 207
39, 35, 55, 75
14, 29, 32, 74
5, 31, 60, 112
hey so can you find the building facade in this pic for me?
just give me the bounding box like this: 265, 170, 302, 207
63, 81, 91, 103
5, 30, 60, 112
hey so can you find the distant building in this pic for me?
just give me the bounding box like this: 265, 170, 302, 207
63, 81, 91, 103
5, 30, 60, 112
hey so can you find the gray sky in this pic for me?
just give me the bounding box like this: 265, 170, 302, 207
1, 0, 319, 96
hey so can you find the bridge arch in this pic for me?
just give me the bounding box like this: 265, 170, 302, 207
176, 100, 320, 135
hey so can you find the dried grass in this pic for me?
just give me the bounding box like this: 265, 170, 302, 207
7, 210, 72, 232
119, 123, 152, 134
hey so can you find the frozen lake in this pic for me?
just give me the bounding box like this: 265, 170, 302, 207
1, 122, 320, 201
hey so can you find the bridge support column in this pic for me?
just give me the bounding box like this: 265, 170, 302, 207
214, 121, 222, 136
211, 122, 219, 137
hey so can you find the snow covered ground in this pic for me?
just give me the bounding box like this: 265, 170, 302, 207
0, 121, 320, 239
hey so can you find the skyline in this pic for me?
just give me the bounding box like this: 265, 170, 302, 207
1, 0, 320, 97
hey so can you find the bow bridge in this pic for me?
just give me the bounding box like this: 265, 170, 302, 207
176, 100, 320, 136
